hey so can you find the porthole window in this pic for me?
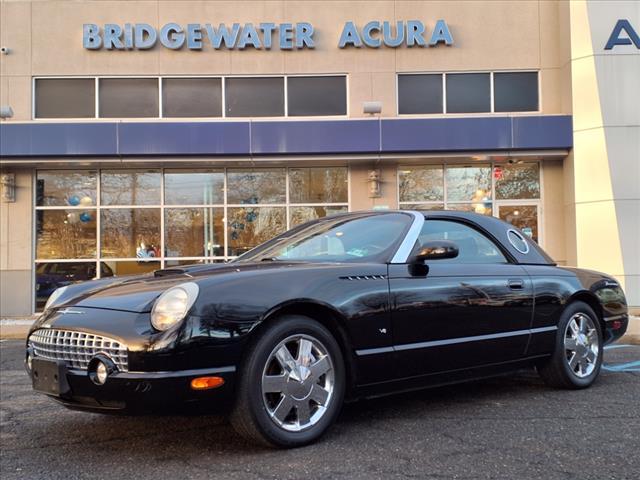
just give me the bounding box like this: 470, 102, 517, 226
507, 229, 530, 254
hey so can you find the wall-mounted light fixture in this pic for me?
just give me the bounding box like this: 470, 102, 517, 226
1, 173, 16, 202
368, 169, 382, 198
0, 47, 10, 55
0, 106, 14, 119
363, 101, 382, 115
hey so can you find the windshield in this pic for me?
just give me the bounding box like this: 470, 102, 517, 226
235, 213, 413, 263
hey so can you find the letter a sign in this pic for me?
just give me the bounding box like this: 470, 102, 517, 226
604, 19, 640, 50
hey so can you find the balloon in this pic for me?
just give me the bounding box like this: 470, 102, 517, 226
66, 212, 79, 224
79, 196, 93, 206
68, 195, 80, 206
79, 212, 92, 223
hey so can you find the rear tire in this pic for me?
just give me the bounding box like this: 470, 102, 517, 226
230, 315, 345, 448
537, 301, 603, 389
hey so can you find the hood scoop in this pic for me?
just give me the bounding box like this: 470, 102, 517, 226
153, 268, 191, 278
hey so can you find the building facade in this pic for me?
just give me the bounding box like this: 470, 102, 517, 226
0, 0, 638, 315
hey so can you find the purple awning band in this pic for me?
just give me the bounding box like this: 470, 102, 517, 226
0, 115, 572, 158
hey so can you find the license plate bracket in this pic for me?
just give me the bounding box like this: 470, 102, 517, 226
32, 358, 71, 398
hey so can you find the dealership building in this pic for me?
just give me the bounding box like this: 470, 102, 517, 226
0, 0, 638, 316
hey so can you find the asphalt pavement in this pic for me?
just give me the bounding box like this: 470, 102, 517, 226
1, 340, 639, 480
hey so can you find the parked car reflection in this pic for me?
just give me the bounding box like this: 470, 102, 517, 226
35, 262, 114, 309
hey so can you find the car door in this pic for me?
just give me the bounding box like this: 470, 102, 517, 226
389, 217, 533, 378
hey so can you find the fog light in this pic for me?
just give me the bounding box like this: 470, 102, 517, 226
25, 352, 33, 372
88, 356, 116, 385
190, 376, 225, 390
95, 362, 108, 384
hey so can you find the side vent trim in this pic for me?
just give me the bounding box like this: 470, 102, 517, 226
339, 275, 387, 281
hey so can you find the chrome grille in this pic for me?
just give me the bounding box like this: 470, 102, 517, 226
29, 329, 128, 372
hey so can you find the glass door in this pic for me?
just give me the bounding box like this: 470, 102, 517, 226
496, 204, 540, 244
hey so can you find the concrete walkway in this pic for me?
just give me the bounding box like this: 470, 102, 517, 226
0, 317, 38, 340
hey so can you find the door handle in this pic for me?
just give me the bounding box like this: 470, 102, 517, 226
508, 279, 524, 290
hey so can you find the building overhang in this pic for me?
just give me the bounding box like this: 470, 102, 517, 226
0, 115, 572, 164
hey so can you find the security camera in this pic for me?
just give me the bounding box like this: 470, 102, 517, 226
0, 47, 10, 55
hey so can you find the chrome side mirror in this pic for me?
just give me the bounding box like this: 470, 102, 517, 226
413, 241, 459, 262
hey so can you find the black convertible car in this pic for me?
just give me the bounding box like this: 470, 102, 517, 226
27, 210, 629, 447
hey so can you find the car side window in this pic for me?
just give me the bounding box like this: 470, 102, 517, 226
417, 219, 508, 264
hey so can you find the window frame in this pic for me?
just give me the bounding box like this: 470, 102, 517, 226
415, 217, 513, 265
161, 77, 224, 118
32, 74, 349, 120
397, 160, 544, 246
33, 77, 97, 119
396, 70, 540, 116
32, 166, 351, 312
493, 71, 541, 114
286, 75, 349, 117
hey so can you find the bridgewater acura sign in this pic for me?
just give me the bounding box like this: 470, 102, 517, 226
82, 20, 454, 50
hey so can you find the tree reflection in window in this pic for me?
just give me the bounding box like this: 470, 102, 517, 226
36, 210, 97, 259
398, 166, 444, 203
100, 170, 161, 206
227, 169, 286, 205
101, 209, 161, 258
227, 207, 286, 256
289, 167, 348, 203
495, 163, 540, 199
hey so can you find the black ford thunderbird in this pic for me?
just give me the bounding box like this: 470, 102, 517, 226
26, 211, 629, 447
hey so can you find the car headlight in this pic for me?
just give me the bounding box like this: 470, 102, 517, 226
151, 282, 199, 331
43, 286, 69, 311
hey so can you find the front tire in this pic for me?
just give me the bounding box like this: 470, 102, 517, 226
230, 315, 345, 448
537, 301, 603, 389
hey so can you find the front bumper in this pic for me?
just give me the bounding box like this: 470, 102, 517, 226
603, 313, 629, 345
28, 362, 237, 413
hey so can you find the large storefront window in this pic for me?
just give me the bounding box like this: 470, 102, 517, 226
34, 167, 349, 309
398, 162, 541, 240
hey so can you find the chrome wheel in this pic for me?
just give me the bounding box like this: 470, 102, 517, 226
564, 313, 599, 378
261, 334, 334, 432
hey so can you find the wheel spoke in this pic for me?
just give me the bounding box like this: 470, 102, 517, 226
569, 320, 580, 337
262, 374, 287, 393
568, 352, 580, 371
578, 315, 587, 333
272, 395, 294, 423
310, 355, 331, 379
310, 384, 329, 405
564, 336, 577, 351
297, 338, 314, 367
296, 400, 311, 426
578, 358, 588, 375
587, 329, 598, 344
275, 345, 297, 372
586, 349, 597, 364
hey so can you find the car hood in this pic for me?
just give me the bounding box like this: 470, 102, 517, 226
62, 261, 319, 313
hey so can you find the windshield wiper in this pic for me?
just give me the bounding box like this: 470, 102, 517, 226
260, 257, 281, 262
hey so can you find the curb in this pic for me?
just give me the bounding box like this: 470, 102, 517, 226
0, 319, 36, 340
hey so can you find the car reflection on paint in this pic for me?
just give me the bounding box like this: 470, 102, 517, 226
35, 262, 114, 309
26, 211, 629, 448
